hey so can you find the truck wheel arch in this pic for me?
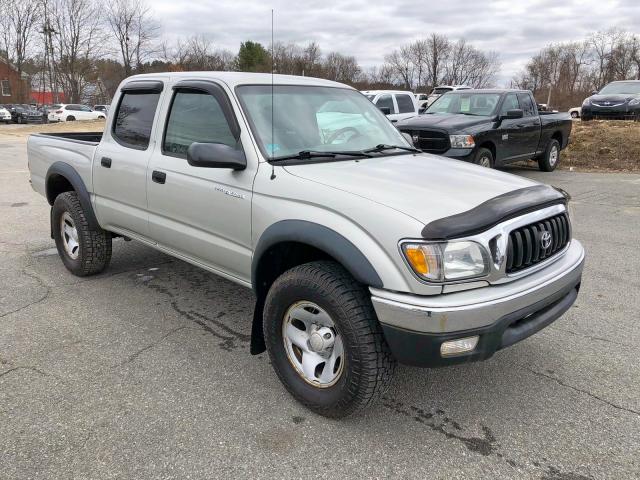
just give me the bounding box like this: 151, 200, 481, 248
249, 220, 384, 354
45, 162, 100, 230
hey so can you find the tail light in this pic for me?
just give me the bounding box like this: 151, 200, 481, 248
55, 110, 63, 114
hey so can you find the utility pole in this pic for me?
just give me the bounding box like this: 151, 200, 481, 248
40, 1, 58, 104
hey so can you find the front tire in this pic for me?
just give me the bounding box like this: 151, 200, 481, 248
263, 261, 396, 418
52, 192, 112, 276
474, 147, 494, 168
539, 139, 560, 172
570, 111, 579, 119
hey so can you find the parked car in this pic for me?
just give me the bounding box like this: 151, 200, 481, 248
397, 89, 572, 171
0, 105, 12, 123
581, 80, 640, 120
568, 107, 581, 119
93, 104, 110, 113
7, 104, 44, 124
361, 90, 419, 122
415, 93, 430, 109
425, 85, 472, 107
27, 72, 584, 418
48, 104, 107, 122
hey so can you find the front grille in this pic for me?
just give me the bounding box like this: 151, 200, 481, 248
592, 101, 624, 107
506, 212, 570, 273
408, 129, 450, 153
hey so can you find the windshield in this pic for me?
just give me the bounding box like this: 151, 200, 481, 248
426, 92, 500, 116
236, 85, 409, 160
598, 82, 640, 95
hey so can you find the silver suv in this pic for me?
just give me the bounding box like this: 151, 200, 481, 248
27, 72, 584, 417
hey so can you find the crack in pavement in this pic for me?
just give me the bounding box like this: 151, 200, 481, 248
0, 365, 55, 380
554, 327, 634, 349
522, 366, 640, 417
113, 326, 188, 367
0, 266, 51, 318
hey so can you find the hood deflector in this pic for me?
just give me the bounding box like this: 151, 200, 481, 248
421, 185, 568, 240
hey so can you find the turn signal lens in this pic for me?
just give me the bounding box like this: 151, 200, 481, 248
440, 336, 479, 356
402, 244, 442, 281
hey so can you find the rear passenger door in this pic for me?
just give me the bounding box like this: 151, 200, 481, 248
92, 80, 163, 239
516, 93, 542, 156
146, 80, 255, 282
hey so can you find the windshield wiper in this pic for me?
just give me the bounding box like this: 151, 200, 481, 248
270, 149, 373, 162
362, 144, 421, 154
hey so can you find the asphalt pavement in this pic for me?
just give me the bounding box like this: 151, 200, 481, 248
1, 136, 639, 479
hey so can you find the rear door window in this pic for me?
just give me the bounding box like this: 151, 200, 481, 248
113, 91, 161, 149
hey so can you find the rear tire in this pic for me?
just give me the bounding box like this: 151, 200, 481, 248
263, 261, 396, 418
474, 147, 494, 168
539, 139, 560, 172
66, 115, 75, 121
52, 192, 112, 276
570, 111, 579, 119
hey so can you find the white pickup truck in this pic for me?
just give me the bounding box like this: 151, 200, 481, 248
28, 72, 585, 417
361, 89, 419, 122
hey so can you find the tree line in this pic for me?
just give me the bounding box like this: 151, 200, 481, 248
0, 0, 503, 104
513, 28, 640, 110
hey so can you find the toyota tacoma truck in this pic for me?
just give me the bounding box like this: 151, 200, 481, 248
397, 89, 572, 171
27, 72, 585, 418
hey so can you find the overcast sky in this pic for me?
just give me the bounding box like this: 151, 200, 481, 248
153, 0, 639, 85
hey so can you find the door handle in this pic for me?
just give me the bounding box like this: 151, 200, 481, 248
391, 119, 398, 123
100, 157, 112, 168
151, 170, 166, 184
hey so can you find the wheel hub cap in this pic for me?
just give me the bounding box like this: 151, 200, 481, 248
60, 212, 80, 259
282, 301, 345, 388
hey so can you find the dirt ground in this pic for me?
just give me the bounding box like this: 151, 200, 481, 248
1, 118, 639, 172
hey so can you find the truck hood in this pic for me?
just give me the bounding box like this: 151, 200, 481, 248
283, 153, 538, 226
397, 113, 493, 132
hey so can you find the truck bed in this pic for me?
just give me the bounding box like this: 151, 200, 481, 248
27, 132, 101, 200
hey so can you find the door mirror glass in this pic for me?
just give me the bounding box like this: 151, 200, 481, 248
501, 109, 523, 120
187, 142, 247, 170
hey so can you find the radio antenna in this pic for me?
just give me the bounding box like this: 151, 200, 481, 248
270, 8, 276, 180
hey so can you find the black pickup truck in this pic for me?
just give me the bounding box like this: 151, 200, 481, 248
397, 89, 572, 171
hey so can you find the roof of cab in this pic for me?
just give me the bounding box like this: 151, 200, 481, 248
121, 71, 352, 89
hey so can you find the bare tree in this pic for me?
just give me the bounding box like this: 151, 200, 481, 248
163, 35, 235, 71
0, 0, 40, 101
50, 0, 107, 102
322, 52, 361, 84
106, 0, 159, 76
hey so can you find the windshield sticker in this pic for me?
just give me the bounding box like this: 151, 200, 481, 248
460, 97, 471, 112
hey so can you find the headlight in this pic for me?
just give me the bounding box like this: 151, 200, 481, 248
629, 98, 640, 106
449, 134, 475, 149
582, 98, 591, 106
402, 241, 489, 282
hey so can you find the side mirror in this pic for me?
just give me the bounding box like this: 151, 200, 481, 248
401, 132, 414, 146
187, 142, 247, 170
500, 109, 523, 120
378, 106, 391, 115
591, 90, 598, 95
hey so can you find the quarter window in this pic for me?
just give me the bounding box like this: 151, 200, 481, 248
395, 94, 415, 114
163, 89, 237, 158
113, 91, 161, 149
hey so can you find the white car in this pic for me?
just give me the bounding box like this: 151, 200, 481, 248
0, 106, 12, 123
361, 90, 419, 122
568, 107, 581, 119
48, 104, 107, 122
426, 85, 472, 107
415, 93, 430, 109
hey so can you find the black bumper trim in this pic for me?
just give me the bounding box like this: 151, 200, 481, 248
381, 282, 580, 368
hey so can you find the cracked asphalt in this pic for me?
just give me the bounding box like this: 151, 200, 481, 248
1, 136, 639, 479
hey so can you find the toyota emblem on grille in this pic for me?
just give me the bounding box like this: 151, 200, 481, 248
540, 231, 552, 249
604, 101, 611, 106
412, 133, 419, 144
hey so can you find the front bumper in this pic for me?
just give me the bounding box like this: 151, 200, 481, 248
371, 240, 584, 367
582, 104, 640, 120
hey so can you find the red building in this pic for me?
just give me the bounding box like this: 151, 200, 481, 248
30, 90, 66, 105
0, 57, 30, 103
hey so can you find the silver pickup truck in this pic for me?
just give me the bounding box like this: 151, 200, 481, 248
28, 72, 585, 418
